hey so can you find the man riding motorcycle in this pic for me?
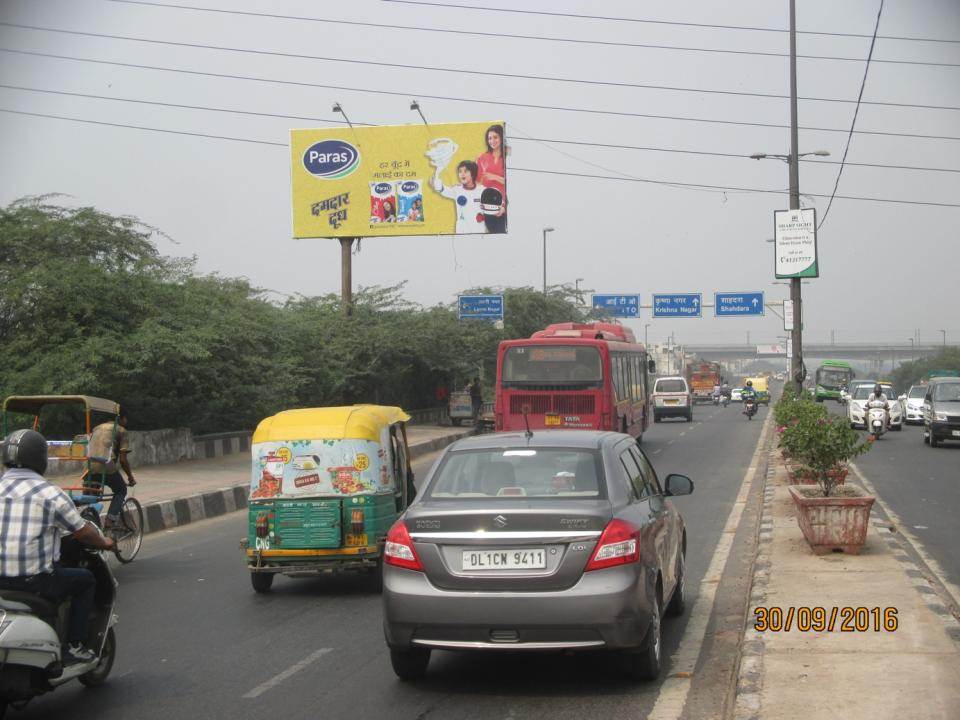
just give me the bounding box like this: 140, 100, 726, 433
864, 383, 890, 431
0, 429, 115, 664
741, 381, 758, 416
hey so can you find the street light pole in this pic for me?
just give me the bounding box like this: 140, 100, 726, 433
542, 227, 555, 295
644, 323, 651, 347
908, 337, 915, 363
940, 329, 947, 347
788, 0, 804, 398
575, 277, 584, 305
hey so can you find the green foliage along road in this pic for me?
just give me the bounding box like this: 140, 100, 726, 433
890, 348, 960, 391
0, 198, 598, 432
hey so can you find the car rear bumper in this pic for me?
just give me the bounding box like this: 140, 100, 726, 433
655, 406, 690, 417
383, 565, 655, 651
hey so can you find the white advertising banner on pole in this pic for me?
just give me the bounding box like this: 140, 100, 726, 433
783, 299, 795, 331
786, 336, 794, 359
756, 344, 786, 356
774, 208, 818, 278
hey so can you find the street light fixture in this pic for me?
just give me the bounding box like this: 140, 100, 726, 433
749, 150, 830, 161
542, 227, 555, 295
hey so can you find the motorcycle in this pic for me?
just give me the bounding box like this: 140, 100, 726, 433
866, 402, 888, 439
0, 540, 118, 716
720, 394, 730, 408
744, 398, 758, 420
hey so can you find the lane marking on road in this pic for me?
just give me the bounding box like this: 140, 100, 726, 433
679, 431, 686, 437
647, 400, 773, 720
242, 648, 333, 699
653, 449, 662, 454
850, 462, 960, 611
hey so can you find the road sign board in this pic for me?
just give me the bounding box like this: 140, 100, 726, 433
458, 294, 504, 320
715, 291, 765, 317
783, 299, 795, 331
652, 293, 702, 318
592, 294, 640, 317
774, 208, 819, 278
756, 344, 786, 356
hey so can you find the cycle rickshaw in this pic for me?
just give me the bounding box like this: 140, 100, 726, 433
2, 395, 144, 563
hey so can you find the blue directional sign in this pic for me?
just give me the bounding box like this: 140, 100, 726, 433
458, 294, 504, 320
652, 293, 702, 318
592, 294, 640, 318
715, 291, 765, 317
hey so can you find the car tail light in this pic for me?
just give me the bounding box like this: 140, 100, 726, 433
585, 519, 640, 571
255, 512, 269, 539
384, 520, 423, 572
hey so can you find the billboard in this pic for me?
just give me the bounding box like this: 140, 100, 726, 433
290, 121, 507, 238
774, 208, 818, 278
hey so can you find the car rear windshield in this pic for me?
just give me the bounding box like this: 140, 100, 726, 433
502, 345, 602, 385
933, 383, 960, 402
655, 379, 686, 393
425, 448, 606, 500
908, 386, 927, 398
853, 386, 893, 400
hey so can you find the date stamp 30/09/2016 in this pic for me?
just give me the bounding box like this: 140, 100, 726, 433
754, 606, 899, 633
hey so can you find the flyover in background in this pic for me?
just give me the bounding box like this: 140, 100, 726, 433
682, 343, 944, 362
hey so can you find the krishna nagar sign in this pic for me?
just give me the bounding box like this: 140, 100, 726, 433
774, 208, 819, 278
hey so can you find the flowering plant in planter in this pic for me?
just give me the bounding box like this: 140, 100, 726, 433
791, 416, 872, 497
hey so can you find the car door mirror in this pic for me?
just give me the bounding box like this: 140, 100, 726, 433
898, 394, 906, 401
664, 474, 693, 497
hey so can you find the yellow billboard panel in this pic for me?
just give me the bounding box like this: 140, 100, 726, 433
290, 121, 507, 238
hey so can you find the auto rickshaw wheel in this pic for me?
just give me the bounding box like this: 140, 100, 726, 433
251, 571, 274, 593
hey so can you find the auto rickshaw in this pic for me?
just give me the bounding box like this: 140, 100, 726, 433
242, 405, 415, 593
1, 395, 144, 562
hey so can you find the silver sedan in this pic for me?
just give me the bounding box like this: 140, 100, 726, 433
382, 430, 693, 682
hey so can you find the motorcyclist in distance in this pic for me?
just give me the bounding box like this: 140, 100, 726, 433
865, 383, 890, 429
741, 380, 758, 415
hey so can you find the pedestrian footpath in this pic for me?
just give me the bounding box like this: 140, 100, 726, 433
734, 451, 960, 720
54, 424, 473, 535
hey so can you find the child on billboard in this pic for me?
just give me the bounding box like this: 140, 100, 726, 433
431, 160, 488, 234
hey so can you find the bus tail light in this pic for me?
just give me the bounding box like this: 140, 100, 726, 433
601, 412, 612, 429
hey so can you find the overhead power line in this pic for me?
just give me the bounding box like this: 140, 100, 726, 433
3, 83, 958, 175
381, 0, 960, 44
99, 0, 960, 65
4, 23, 959, 110
3, 48, 960, 143
818, 0, 885, 230
2, 106, 958, 210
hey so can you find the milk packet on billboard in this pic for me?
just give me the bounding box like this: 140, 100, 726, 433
369, 181, 397, 223
395, 179, 424, 223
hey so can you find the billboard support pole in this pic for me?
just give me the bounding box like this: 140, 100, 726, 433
340, 237, 355, 317
788, 0, 804, 397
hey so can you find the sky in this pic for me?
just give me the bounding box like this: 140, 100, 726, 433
1, 0, 958, 347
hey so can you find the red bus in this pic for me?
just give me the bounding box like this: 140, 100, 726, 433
494, 322, 656, 442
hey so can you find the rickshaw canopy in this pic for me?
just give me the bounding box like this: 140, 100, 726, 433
3, 395, 120, 416
252, 405, 411, 444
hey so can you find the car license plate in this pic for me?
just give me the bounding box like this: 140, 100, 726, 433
462, 548, 546, 570
345, 533, 368, 546
952, 430, 960, 437
545, 414, 562, 426
665, 399, 678, 405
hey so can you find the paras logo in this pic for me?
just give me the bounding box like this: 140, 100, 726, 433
374, 182, 392, 194
303, 140, 361, 179
400, 181, 419, 193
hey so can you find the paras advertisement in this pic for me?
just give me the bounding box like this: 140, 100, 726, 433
290, 121, 507, 238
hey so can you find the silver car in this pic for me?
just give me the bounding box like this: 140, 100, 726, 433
382, 431, 693, 682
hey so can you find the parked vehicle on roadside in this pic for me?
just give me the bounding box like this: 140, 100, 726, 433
652, 376, 693, 423
381, 430, 693, 682
242, 405, 415, 593
922, 378, 960, 448
448, 391, 474, 427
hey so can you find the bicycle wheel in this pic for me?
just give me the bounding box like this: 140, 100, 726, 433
113, 497, 144, 563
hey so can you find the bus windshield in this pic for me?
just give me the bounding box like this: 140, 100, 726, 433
816, 368, 852, 387
501, 345, 602, 385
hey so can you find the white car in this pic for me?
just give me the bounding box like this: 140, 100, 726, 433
903, 384, 927, 424
731, 387, 743, 402
848, 384, 902, 430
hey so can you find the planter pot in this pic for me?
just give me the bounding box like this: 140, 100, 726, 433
788, 485, 875, 555
786, 466, 818, 485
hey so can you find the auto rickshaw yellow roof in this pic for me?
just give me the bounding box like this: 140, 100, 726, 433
252, 405, 411, 443
3, 395, 120, 415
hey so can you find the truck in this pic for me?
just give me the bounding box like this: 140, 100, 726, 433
685, 360, 723, 404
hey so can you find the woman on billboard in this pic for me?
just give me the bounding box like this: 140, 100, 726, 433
476, 124, 506, 233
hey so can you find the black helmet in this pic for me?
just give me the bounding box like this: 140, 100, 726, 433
2, 429, 48, 475
746, 380, 753, 387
